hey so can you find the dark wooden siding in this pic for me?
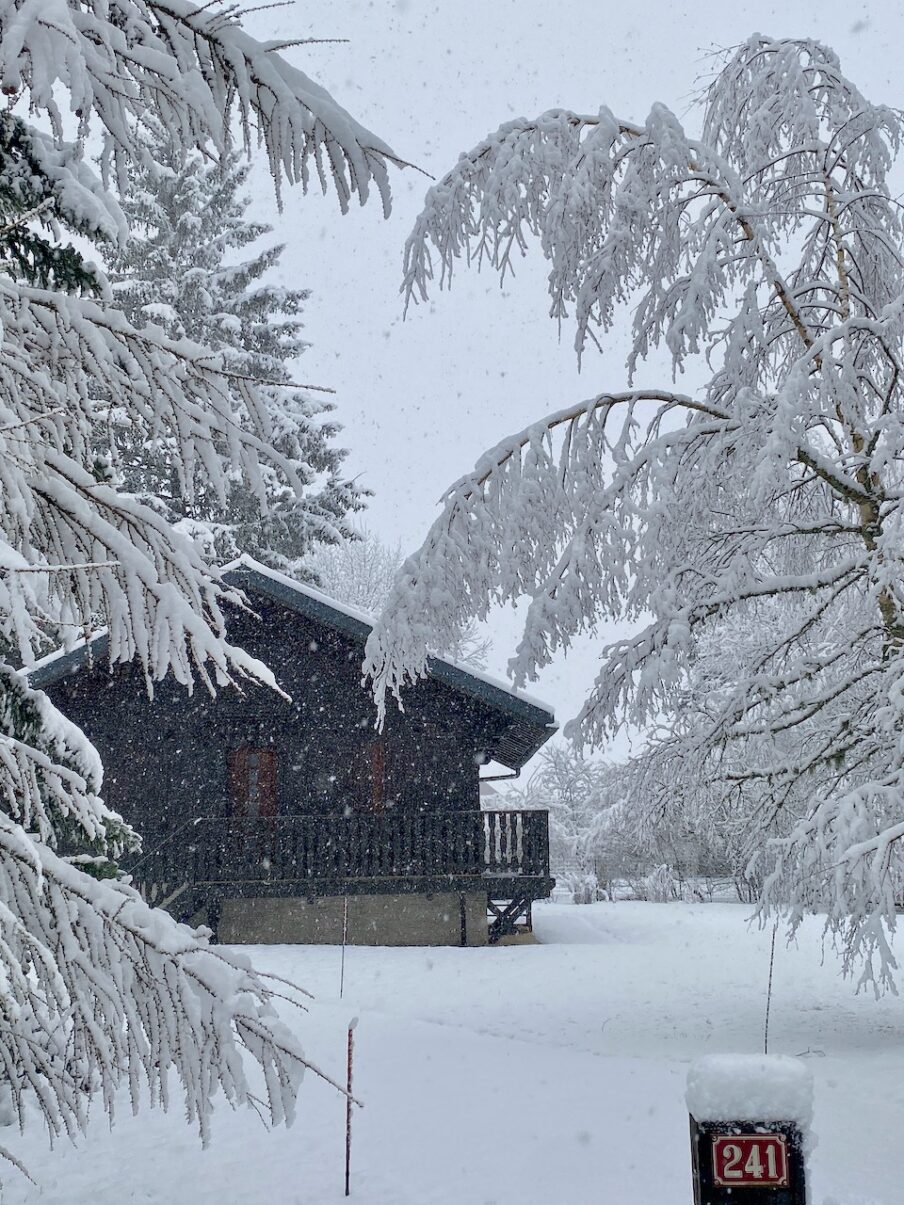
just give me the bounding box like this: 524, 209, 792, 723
44, 594, 509, 848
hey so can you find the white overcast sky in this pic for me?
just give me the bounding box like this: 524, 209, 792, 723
242, 0, 898, 749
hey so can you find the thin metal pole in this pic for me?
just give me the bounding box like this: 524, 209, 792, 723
345, 1017, 358, 1197
340, 895, 349, 999
763, 919, 778, 1054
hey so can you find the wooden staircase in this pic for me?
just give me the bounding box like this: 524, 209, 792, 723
487, 894, 534, 943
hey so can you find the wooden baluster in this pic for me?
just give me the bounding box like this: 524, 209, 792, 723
403, 813, 413, 875
384, 814, 393, 877
276, 818, 287, 880
356, 813, 365, 877
436, 814, 445, 876
267, 818, 277, 879
425, 813, 436, 876
469, 811, 482, 874
416, 814, 426, 877
335, 813, 343, 880
538, 810, 550, 877
391, 813, 402, 877
369, 814, 380, 877
533, 811, 545, 875
411, 815, 423, 877
347, 814, 356, 882
457, 813, 470, 875
371, 813, 381, 878
520, 811, 533, 875
450, 813, 460, 875
311, 816, 322, 883
424, 813, 434, 877
464, 812, 476, 875
443, 814, 452, 876
320, 816, 329, 879
362, 813, 374, 877
300, 816, 308, 881
288, 816, 298, 880
342, 814, 352, 881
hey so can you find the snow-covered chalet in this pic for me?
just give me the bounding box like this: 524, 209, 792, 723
28, 558, 557, 946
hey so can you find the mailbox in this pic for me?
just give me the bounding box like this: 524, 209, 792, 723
687, 1055, 812, 1205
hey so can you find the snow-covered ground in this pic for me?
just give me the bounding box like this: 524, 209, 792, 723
7, 902, 903, 1204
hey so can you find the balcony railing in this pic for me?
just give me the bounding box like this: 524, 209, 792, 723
127, 808, 551, 895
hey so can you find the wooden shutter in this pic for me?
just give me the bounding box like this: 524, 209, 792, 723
257, 749, 278, 818
228, 747, 249, 818
369, 740, 385, 813
228, 747, 278, 819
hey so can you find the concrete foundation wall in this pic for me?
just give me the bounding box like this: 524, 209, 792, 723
219, 891, 488, 947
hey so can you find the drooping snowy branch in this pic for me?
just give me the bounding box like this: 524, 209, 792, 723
0, 0, 398, 1166
369, 35, 904, 985
0, 0, 398, 212
0, 278, 316, 688
0, 822, 309, 1146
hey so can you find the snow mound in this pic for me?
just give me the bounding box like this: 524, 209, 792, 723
686, 1054, 813, 1127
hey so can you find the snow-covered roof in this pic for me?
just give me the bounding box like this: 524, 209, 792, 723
27, 555, 556, 771
226, 554, 556, 710
28, 628, 110, 680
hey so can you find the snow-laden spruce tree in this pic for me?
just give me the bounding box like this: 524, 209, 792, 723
107, 119, 362, 572
365, 35, 904, 987
0, 0, 396, 1164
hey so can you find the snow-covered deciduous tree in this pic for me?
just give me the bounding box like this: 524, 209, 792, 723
106, 120, 363, 571
365, 35, 904, 988
0, 0, 396, 1165
505, 745, 613, 902
307, 525, 405, 612
310, 526, 490, 668
507, 746, 732, 902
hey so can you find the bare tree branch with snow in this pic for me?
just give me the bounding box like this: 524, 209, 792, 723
308, 526, 490, 667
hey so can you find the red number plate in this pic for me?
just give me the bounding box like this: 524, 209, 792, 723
712, 1134, 789, 1187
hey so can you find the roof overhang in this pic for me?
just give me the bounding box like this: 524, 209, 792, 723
26, 559, 557, 770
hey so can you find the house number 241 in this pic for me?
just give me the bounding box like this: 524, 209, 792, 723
712, 1135, 789, 1187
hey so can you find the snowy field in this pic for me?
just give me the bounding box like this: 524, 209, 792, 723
8, 901, 904, 1205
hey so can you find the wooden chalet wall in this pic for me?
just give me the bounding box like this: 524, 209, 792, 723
44, 593, 512, 847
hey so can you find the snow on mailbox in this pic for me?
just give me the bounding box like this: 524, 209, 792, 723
686, 1054, 812, 1205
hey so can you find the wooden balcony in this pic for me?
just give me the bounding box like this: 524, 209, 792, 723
128, 808, 554, 906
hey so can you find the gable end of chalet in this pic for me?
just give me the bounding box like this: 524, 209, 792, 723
26, 557, 556, 773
